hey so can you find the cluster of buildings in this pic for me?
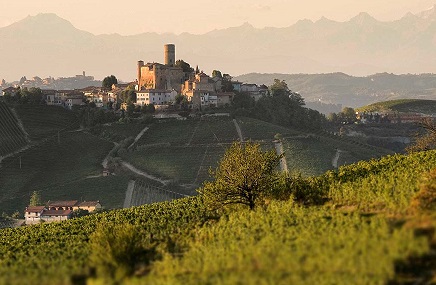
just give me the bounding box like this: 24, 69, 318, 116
1, 44, 270, 111
24, 200, 101, 225
135, 44, 268, 109
356, 111, 435, 124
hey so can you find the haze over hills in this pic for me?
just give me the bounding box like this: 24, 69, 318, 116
1, 6, 436, 82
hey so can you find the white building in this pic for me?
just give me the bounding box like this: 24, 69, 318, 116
136, 89, 178, 106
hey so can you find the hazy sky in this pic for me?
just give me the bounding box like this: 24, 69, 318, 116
1, 0, 435, 35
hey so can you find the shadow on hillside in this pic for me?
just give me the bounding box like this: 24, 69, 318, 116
388, 226, 436, 285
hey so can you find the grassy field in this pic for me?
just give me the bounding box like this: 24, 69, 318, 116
0, 131, 128, 214
0, 102, 27, 156
356, 99, 436, 114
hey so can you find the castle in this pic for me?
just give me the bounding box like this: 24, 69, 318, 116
137, 44, 188, 92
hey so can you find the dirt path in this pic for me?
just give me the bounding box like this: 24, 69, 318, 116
102, 142, 119, 169
186, 120, 201, 146
332, 149, 343, 168
128, 126, 149, 150
121, 161, 171, 185
274, 141, 288, 172
123, 180, 136, 208
233, 119, 243, 142
11, 108, 31, 143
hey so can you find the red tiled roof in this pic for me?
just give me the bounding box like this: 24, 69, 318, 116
47, 200, 79, 207
41, 210, 73, 217
25, 206, 46, 213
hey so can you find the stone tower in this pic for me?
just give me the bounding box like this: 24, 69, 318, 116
164, 44, 175, 66
137, 60, 144, 88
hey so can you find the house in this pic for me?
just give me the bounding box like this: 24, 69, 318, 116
2, 86, 19, 96
136, 89, 178, 106
47, 200, 102, 212
24, 200, 102, 225
24, 206, 45, 225
40, 209, 73, 223
75, 201, 102, 212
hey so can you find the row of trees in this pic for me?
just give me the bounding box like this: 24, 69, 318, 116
2, 87, 44, 104
232, 79, 326, 130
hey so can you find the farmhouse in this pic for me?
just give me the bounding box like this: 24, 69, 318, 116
24, 200, 101, 225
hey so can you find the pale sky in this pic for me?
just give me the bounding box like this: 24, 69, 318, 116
0, 0, 435, 35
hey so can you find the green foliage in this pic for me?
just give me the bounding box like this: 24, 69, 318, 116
175, 60, 194, 73
29, 191, 42, 206
145, 203, 429, 285
89, 223, 157, 282
199, 142, 281, 210
102, 75, 118, 88
1, 150, 436, 284
0, 196, 208, 284
211, 70, 222, 78
410, 168, 436, 212
326, 150, 436, 212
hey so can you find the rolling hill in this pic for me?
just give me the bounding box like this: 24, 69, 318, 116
356, 99, 436, 114
1, 112, 392, 215
235, 73, 436, 108
0, 149, 434, 284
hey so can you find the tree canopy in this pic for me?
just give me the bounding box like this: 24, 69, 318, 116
175, 60, 194, 73
102, 75, 118, 88
199, 141, 282, 210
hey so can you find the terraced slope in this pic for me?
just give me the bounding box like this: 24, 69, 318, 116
0, 102, 27, 157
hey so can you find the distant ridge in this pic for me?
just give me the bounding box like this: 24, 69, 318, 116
1, 6, 436, 81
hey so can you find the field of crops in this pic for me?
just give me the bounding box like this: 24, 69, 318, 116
0, 150, 435, 284
13, 104, 79, 140
0, 131, 124, 214
0, 102, 27, 156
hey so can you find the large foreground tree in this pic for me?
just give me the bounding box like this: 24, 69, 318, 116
199, 141, 282, 210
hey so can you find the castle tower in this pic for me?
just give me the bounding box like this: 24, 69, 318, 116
137, 60, 144, 89
164, 44, 175, 66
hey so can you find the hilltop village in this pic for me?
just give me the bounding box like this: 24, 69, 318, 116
0, 44, 268, 112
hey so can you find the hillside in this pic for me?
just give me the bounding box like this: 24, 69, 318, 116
0, 102, 27, 157
0, 150, 435, 284
356, 99, 436, 114
0, 110, 392, 215
235, 73, 436, 108
116, 116, 390, 192
2, 6, 436, 81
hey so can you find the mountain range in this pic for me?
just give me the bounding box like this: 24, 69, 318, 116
1, 6, 436, 82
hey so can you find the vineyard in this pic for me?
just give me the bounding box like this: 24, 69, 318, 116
0, 102, 27, 157
0, 131, 127, 213
13, 104, 79, 141
0, 150, 435, 284
119, 116, 388, 192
